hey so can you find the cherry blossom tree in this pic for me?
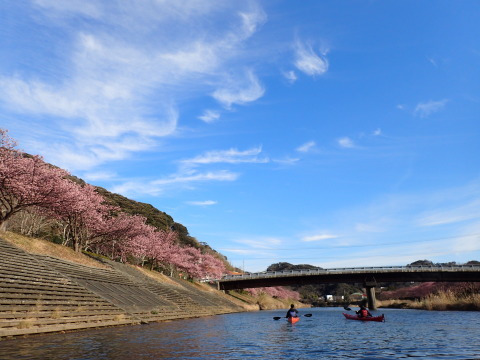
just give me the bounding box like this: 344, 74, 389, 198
1, 128, 230, 279
166, 245, 226, 279
45, 181, 112, 252
0, 129, 72, 229
92, 212, 153, 261
198, 253, 226, 279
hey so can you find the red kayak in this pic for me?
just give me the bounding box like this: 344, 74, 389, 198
287, 316, 300, 324
343, 313, 385, 322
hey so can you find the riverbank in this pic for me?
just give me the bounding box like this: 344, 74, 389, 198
0, 232, 250, 338
0, 231, 306, 338
378, 291, 480, 311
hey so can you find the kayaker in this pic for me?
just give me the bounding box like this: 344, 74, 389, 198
286, 304, 299, 318
356, 305, 372, 318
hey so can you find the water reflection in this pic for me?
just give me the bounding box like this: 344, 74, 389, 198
1, 308, 479, 359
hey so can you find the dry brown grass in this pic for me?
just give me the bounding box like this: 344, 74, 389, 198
51, 308, 64, 319
132, 265, 180, 286
0, 230, 108, 269
17, 319, 35, 329
377, 299, 415, 309
380, 290, 480, 311
413, 291, 480, 311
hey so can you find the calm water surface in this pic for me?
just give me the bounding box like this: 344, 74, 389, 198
1, 308, 479, 359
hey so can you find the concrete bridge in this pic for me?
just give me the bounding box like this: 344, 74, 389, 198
217, 265, 480, 310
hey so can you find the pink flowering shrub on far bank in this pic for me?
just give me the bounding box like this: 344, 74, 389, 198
245, 286, 301, 300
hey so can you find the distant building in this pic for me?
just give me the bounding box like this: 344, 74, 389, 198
325, 295, 344, 302
225, 271, 243, 275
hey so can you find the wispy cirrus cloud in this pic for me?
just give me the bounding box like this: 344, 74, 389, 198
0, 1, 268, 171
234, 236, 283, 249
302, 233, 339, 242
181, 146, 269, 168
338, 137, 355, 148
82, 170, 118, 182
186, 200, 218, 206
212, 70, 265, 109
198, 110, 221, 123
152, 170, 238, 186
293, 40, 329, 76
296, 141, 316, 153
111, 169, 239, 197
273, 156, 300, 165
416, 198, 480, 227
414, 99, 449, 118
111, 145, 269, 197
283, 70, 298, 83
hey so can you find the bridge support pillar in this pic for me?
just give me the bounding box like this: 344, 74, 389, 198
364, 281, 377, 310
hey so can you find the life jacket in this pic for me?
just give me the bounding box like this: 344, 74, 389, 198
289, 310, 297, 317
360, 309, 369, 317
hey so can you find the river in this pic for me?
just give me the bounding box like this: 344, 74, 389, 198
1, 308, 479, 359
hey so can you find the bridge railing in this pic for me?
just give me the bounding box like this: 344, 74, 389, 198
219, 265, 480, 281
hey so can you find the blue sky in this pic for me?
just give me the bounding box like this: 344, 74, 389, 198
1, 1, 480, 272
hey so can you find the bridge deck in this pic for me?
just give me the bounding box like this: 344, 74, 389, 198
218, 265, 480, 290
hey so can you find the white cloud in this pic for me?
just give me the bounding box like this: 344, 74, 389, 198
111, 169, 239, 197
283, 70, 297, 83
82, 170, 117, 181
33, 0, 102, 18
234, 236, 283, 249
416, 198, 480, 227
181, 146, 269, 167
220, 248, 260, 256
212, 70, 265, 108
453, 222, 480, 253
373, 128, 382, 136
273, 156, 300, 165
296, 141, 316, 153
187, 200, 218, 206
302, 234, 339, 242
293, 40, 329, 76
110, 145, 269, 197
238, 7, 267, 38
152, 170, 238, 186
0, 1, 268, 170
338, 137, 355, 148
198, 110, 220, 123
414, 99, 449, 118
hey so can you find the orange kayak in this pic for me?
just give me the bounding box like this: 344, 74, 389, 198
287, 316, 300, 324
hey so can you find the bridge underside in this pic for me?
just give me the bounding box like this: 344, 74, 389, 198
218, 271, 480, 291
218, 270, 480, 310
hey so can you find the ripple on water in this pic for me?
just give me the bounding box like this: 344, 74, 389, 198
0, 308, 479, 359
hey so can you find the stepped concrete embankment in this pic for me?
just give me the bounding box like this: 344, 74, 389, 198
0, 238, 246, 338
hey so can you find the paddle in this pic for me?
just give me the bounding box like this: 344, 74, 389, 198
343, 306, 352, 311
273, 313, 313, 320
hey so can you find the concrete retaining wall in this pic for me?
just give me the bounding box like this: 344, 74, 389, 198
0, 238, 244, 338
